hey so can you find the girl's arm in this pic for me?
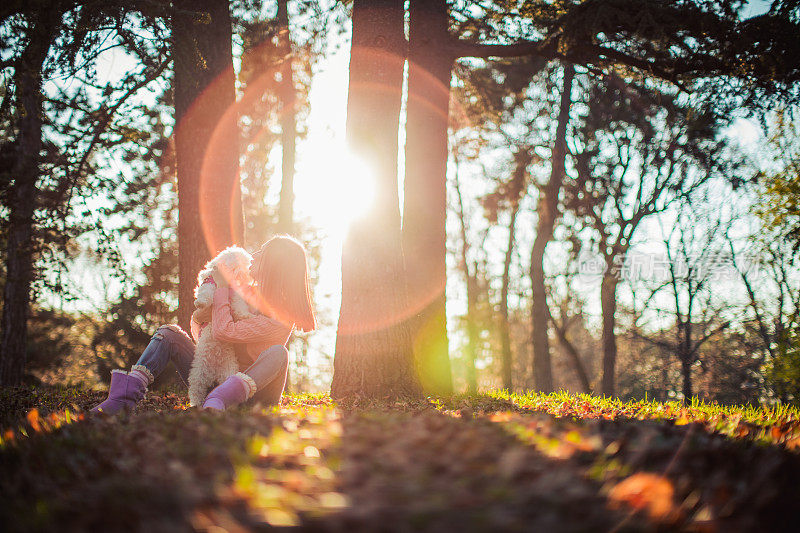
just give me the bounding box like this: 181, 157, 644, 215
190, 276, 216, 342
211, 287, 292, 345
190, 307, 213, 342
193, 306, 213, 323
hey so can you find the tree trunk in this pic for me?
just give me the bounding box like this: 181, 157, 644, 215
600, 272, 619, 396
529, 235, 551, 392
276, 0, 296, 234
660, 358, 669, 401
500, 198, 521, 391
464, 275, 479, 394
173, 0, 241, 330
550, 313, 592, 393
529, 64, 574, 393
401, 0, 453, 395
331, 0, 420, 400
681, 357, 693, 401
0, 12, 59, 386
453, 165, 478, 393
680, 321, 693, 400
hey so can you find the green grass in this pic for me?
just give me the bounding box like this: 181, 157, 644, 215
487, 390, 800, 448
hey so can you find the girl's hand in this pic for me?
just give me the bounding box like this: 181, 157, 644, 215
192, 306, 212, 324
214, 286, 231, 304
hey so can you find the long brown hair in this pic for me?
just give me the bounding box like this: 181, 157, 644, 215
249, 235, 316, 332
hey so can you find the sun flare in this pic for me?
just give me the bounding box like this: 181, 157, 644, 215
295, 143, 377, 239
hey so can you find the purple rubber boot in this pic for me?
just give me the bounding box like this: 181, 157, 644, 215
91, 371, 147, 415
202, 373, 256, 411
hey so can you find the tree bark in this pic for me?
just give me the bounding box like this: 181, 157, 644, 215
0, 11, 59, 386
173, 0, 241, 330
549, 311, 592, 393
680, 320, 693, 400
500, 198, 521, 391
331, 0, 420, 400
453, 164, 478, 393
681, 357, 693, 401
529, 64, 574, 393
529, 236, 551, 392
600, 272, 619, 396
276, 0, 296, 235
402, 0, 453, 395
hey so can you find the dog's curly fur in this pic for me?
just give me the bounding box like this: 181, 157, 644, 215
188, 246, 255, 406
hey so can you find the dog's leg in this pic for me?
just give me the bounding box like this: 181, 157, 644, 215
188, 359, 205, 407
217, 345, 238, 386
188, 329, 215, 406
223, 348, 240, 383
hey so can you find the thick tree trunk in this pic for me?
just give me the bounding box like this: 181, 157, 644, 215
500, 199, 521, 391
401, 0, 453, 395
0, 13, 58, 386
276, 0, 296, 234
529, 64, 574, 393
600, 272, 619, 396
173, 0, 241, 330
331, 0, 420, 400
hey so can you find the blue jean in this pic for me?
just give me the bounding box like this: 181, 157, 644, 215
135, 324, 289, 404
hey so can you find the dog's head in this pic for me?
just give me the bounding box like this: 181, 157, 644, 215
203, 246, 254, 288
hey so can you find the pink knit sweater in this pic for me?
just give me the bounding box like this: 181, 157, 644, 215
191, 287, 293, 364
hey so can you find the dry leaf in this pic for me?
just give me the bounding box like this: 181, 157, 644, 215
609, 472, 677, 521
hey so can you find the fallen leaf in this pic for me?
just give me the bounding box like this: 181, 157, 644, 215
609, 472, 677, 521
26, 409, 41, 432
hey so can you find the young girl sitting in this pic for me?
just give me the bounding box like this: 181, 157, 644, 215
91, 235, 316, 414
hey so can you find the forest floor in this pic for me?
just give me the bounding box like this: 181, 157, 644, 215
1, 386, 800, 532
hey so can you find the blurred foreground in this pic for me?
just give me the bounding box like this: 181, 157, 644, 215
1, 387, 799, 532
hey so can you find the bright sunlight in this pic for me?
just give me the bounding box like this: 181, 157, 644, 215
296, 144, 377, 240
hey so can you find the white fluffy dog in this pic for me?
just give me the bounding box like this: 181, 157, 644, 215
188, 246, 255, 406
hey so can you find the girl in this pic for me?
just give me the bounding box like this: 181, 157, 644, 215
91, 235, 316, 414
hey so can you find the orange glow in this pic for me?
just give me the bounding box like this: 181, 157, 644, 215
172, 36, 286, 259
171, 40, 460, 337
